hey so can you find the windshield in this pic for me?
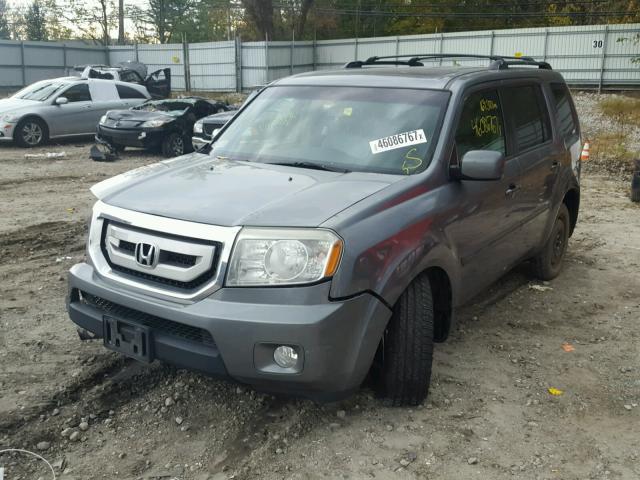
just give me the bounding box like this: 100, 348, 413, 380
12, 81, 69, 102
133, 101, 191, 116
211, 85, 449, 175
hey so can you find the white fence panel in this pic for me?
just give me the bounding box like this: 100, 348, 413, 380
241, 42, 267, 88
136, 43, 186, 90
108, 45, 136, 64
189, 41, 236, 91
1, 23, 638, 91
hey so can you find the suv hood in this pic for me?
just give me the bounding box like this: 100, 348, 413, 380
94, 153, 400, 227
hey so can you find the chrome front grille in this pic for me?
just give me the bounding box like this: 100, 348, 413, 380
88, 201, 242, 303
102, 222, 218, 288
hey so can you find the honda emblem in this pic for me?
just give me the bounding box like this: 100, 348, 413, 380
135, 242, 158, 268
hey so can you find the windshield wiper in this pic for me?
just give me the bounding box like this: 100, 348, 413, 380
265, 161, 350, 173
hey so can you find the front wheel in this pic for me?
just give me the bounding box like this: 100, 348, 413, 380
374, 273, 435, 406
532, 203, 570, 280
161, 132, 185, 158
15, 117, 48, 148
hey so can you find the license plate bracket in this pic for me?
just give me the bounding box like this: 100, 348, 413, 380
103, 316, 153, 363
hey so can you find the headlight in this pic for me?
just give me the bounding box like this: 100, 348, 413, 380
193, 121, 203, 134
226, 228, 343, 287
99, 115, 107, 125
1, 113, 21, 123
141, 119, 168, 128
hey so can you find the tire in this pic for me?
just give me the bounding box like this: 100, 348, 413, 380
14, 117, 48, 148
375, 273, 435, 406
161, 133, 185, 158
532, 203, 570, 280
632, 162, 640, 202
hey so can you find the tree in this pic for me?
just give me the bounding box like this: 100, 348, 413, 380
48, 0, 116, 45
41, 0, 72, 40
240, 0, 274, 40
129, 0, 200, 44
25, 1, 47, 41
118, 0, 124, 44
0, 0, 11, 39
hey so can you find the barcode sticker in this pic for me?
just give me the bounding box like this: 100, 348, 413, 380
369, 129, 427, 154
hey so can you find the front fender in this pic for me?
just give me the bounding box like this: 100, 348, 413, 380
327, 178, 461, 308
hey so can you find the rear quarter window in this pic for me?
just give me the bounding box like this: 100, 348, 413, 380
502, 84, 551, 152
551, 83, 579, 141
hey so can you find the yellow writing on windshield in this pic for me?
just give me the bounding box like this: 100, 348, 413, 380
471, 115, 501, 138
402, 147, 423, 174
480, 98, 498, 112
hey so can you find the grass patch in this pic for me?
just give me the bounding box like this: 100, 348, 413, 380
598, 97, 640, 134
590, 132, 637, 176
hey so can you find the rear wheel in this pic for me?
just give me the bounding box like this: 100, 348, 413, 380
532, 203, 570, 280
374, 273, 434, 406
15, 117, 48, 148
161, 133, 184, 158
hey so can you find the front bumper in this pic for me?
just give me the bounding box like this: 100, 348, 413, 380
97, 125, 164, 149
67, 262, 391, 401
0, 122, 15, 141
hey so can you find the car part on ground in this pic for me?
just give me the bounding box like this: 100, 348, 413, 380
95, 97, 228, 158
68, 54, 582, 405
90, 139, 118, 162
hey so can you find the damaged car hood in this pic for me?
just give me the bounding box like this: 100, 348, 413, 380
92, 154, 399, 227
105, 110, 176, 123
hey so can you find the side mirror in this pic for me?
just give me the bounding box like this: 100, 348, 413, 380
459, 150, 505, 181
55, 97, 68, 105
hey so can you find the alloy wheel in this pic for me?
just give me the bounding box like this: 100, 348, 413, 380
171, 136, 184, 156
22, 122, 43, 146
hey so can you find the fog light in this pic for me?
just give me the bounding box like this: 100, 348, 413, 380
273, 345, 298, 368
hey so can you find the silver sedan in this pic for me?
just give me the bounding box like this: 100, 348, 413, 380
0, 77, 150, 147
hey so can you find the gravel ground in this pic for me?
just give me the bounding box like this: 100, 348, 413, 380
1, 93, 639, 480
572, 91, 640, 179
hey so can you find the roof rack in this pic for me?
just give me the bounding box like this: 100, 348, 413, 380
344, 54, 551, 70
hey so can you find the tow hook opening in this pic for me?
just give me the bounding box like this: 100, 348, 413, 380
77, 327, 99, 341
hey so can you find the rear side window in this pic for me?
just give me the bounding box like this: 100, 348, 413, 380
117, 84, 146, 99
502, 85, 551, 151
455, 89, 506, 158
551, 83, 579, 140
63, 84, 91, 102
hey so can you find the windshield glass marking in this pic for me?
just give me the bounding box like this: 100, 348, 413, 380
211, 86, 448, 176
402, 148, 424, 174
369, 129, 427, 155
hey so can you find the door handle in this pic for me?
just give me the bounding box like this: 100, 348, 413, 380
505, 184, 519, 198
550, 161, 560, 171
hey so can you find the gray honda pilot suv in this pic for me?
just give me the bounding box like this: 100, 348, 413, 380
67, 54, 582, 406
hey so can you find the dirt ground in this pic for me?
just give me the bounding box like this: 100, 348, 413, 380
1, 111, 639, 480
